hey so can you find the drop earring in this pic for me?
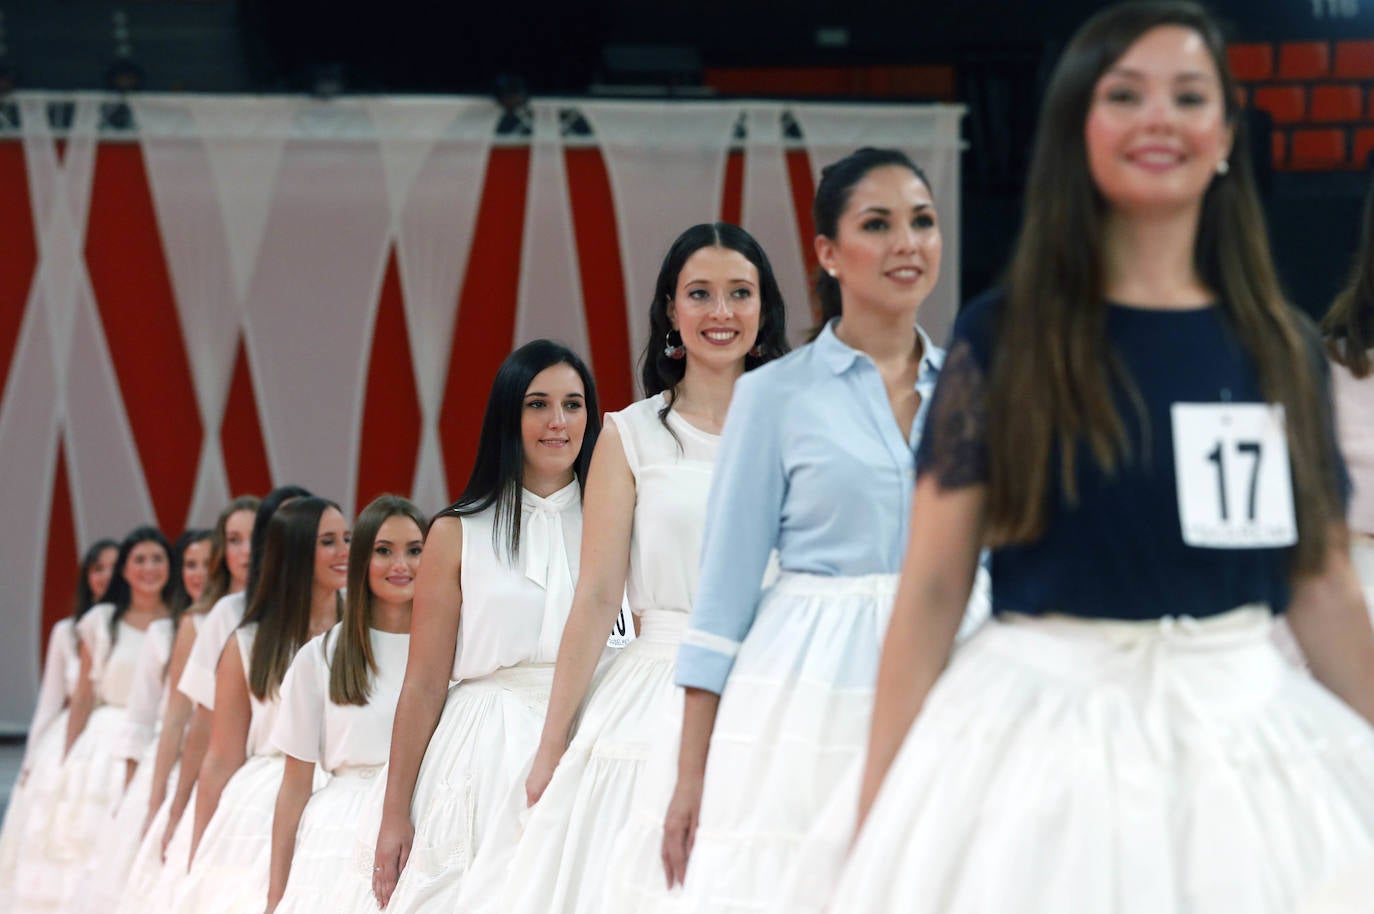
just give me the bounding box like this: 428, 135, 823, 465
663, 329, 686, 360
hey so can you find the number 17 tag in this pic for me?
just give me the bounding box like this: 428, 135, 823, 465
1171, 403, 1297, 549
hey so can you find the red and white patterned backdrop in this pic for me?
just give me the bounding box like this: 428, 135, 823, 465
0, 93, 964, 728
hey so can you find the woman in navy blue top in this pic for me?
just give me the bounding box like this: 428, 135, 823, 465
821, 4, 1374, 914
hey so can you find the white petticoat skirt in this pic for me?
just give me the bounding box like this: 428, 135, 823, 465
358, 663, 554, 914
171, 753, 286, 914
459, 610, 688, 914
819, 607, 1374, 914
275, 766, 385, 914
11, 705, 129, 912
0, 710, 68, 911
658, 572, 900, 914
110, 766, 183, 914
80, 736, 160, 913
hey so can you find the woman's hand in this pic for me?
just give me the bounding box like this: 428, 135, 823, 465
524, 745, 562, 808
372, 811, 414, 909
660, 774, 704, 889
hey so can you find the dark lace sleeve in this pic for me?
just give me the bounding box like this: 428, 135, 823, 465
916, 338, 989, 489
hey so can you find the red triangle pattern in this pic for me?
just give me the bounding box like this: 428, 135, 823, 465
221, 335, 274, 499
40, 440, 78, 662
721, 149, 744, 226
785, 149, 821, 329
0, 141, 38, 409
439, 147, 533, 495
564, 148, 634, 413
85, 144, 204, 533
355, 246, 424, 511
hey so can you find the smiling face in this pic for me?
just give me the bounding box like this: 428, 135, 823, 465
668, 246, 762, 370
815, 164, 942, 322
223, 509, 254, 592
368, 515, 424, 609
123, 541, 170, 602
314, 507, 351, 593
1084, 24, 1233, 217
520, 363, 588, 485
181, 539, 212, 605
88, 546, 118, 603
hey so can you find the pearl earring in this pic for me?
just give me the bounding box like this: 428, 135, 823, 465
1215, 159, 1230, 176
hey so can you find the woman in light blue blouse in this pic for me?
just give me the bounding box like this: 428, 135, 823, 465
657, 148, 982, 913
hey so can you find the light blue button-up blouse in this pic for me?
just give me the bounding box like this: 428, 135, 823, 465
676, 319, 945, 695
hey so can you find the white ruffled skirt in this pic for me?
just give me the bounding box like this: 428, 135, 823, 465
0, 710, 69, 911
275, 767, 385, 914
461, 611, 688, 914
360, 663, 553, 914
11, 705, 129, 912
171, 753, 285, 914
655, 572, 900, 914
80, 737, 160, 912
820, 607, 1374, 914
110, 766, 183, 914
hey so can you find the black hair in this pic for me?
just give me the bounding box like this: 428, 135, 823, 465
440, 339, 600, 563
167, 528, 213, 630
103, 526, 176, 643
73, 538, 119, 622
639, 222, 790, 436
246, 484, 312, 603
811, 147, 933, 339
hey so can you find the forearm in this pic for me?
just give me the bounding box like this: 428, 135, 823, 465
64, 689, 95, 756
189, 750, 243, 861
675, 688, 721, 783
168, 709, 212, 826
1288, 565, 1374, 727
538, 597, 623, 754
148, 694, 193, 808
381, 682, 448, 820
267, 773, 312, 907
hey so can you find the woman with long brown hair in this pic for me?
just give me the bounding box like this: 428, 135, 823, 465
265, 494, 427, 914
821, 4, 1374, 913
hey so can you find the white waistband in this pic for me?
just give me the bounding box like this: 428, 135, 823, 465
1001, 604, 1273, 651
770, 571, 900, 598
465, 662, 556, 689
331, 763, 384, 779
637, 609, 688, 644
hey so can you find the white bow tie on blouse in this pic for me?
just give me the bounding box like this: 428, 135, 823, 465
519, 482, 580, 659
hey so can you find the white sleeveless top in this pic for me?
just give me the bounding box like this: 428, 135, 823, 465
609, 393, 720, 617
450, 481, 583, 681
178, 592, 246, 710
1332, 356, 1374, 535
77, 603, 148, 707
115, 616, 176, 760
272, 623, 410, 774
233, 622, 283, 758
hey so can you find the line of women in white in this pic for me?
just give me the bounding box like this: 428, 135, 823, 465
4, 3, 1374, 911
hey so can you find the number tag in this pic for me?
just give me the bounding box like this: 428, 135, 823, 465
606, 604, 635, 649
1171, 403, 1297, 548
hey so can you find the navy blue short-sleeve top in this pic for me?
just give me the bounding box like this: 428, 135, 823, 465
916, 290, 1348, 621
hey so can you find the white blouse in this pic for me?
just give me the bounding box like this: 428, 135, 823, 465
450, 482, 582, 681
609, 393, 720, 617
76, 603, 147, 707
178, 592, 246, 710
271, 623, 409, 773
114, 616, 176, 761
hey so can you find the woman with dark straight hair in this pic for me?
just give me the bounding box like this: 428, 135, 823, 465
114, 495, 259, 913
1323, 177, 1374, 616
817, 4, 1374, 913
266, 494, 427, 914
82, 528, 211, 911
0, 538, 118, 907
648, 146, 985, 913
455, 223, 789, 914
362, 339, 599, 912
10, 526, 172, 913
172, 497, 348, 913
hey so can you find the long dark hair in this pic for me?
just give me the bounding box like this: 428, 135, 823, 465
984, 0, 1341, 573
811, 147, 933, 340
167, 528, 213, 630
103, 526, 176, 642
197, 495, 261, 615
331, 495, 428, 706
246, 485, 312, 604
640, 223, 790, 432
1323, 174, 1374, 377
73, 538, 119, 622
244, 497, 344, 700
441, 339, 600, 563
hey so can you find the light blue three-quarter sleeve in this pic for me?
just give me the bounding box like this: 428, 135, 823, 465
676, 369, 785, 694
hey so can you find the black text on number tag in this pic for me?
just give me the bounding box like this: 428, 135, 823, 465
1171, 403, 1297, 548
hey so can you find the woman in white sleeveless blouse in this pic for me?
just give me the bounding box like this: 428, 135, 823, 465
363, 340, 600, 913
456, 223, 790, 914
169, 497, 347, 914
